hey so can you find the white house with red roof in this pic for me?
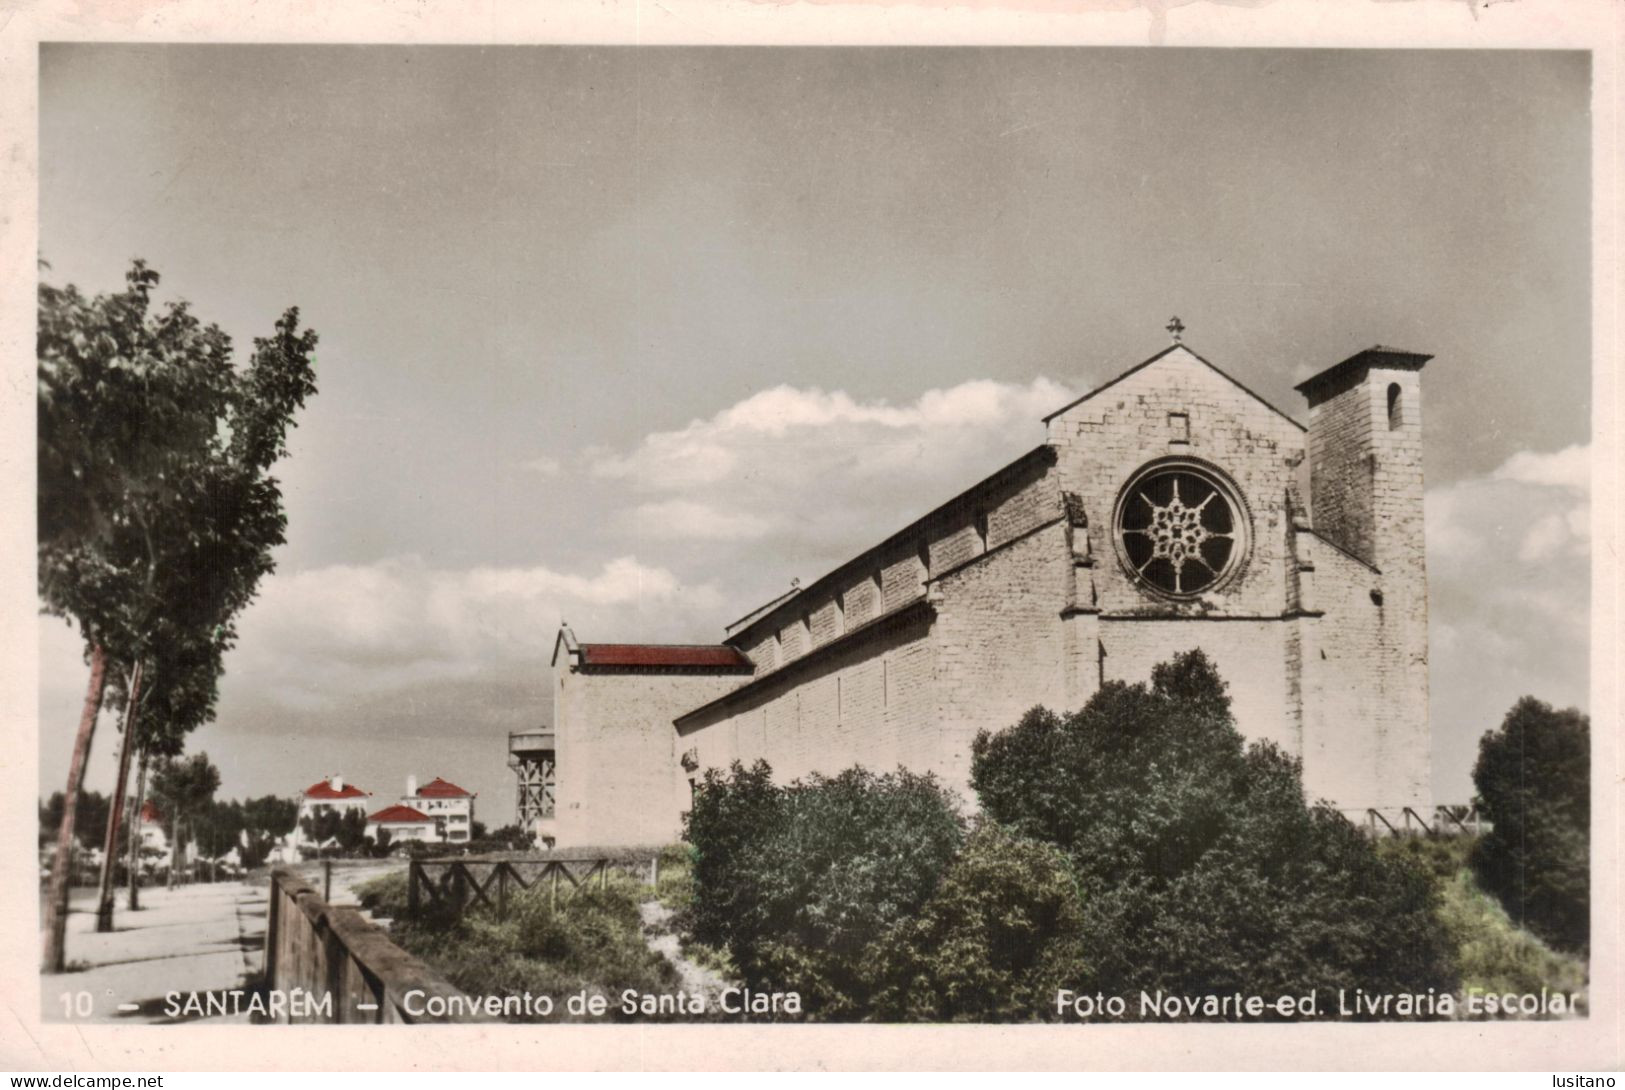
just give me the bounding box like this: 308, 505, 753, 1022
362, 776, 476, 846
293, 775, 372, 849
404, 775, 477, 843
364, 804, 438, 845
134, 799, 168, 856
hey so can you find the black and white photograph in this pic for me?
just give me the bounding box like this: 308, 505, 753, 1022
2, 0, 1618, 1076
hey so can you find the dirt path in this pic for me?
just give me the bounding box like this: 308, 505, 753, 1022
639, 900, 731, 1002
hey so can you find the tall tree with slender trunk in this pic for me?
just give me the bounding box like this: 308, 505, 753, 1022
126, 746, 150, 910
38, 260, 318, 970
94, 659, 142, 931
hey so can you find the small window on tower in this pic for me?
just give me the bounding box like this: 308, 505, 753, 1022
1387, 383, 1403, 430
1168, 412, 1190, 443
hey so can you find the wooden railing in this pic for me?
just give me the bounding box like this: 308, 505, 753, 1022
408, 852, 658, 920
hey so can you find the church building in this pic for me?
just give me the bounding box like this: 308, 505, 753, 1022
546, 335, 1434, 847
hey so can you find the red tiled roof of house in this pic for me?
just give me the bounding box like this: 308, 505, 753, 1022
369, 804, 431, 823
416, 777, 473, 798
139, 800, 162, 823
579, 643, 753, 669
304, 779, 370, 800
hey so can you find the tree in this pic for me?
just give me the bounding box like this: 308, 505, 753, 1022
193, 800, 245, 878
868, 820, 1088, 1022
1471, 696, 1590, 951
150, 753, 221, 886
38, 260, 317, 966
970, 650, 1457, 1009
298, 807, 371, 858
238, 794, 298, 869
685, 762, 965, 1019
39, 790, 111, 851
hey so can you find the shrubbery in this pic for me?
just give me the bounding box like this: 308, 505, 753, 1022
687, 651, 1462, 1020
359, 869, 679, 1021
867, 820, 1086, 1021
686, 762, 964, 1019
971, 651, 1458, 1004
1379, 836, 1587, 1003
1470, 696, 1590, 951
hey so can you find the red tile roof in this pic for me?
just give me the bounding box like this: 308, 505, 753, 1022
304, 779, 370, 800
369, 804, 432, 824
139, 801, 162, 824
579, 643, 753, 669
415, 777, 472, 798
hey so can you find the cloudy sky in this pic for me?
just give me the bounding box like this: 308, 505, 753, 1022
37, 46, 1590, 817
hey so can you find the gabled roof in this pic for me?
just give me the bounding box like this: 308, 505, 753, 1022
303, 779, 370, 800
580, 644, 754, 669
414, 776, 474, 799
369, 804, 432, 824
1042, 343, 1306, 433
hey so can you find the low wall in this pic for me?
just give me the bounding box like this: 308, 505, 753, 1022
265, 866, 485, 1023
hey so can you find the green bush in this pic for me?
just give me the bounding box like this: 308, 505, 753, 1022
867, 820, 1087, 1022
353, 870, 408, 916
654, 843, 696, 914
1380, 836, 1587, 1004
971, 649, 1458, 1009
1470, 696, 1589, 951
387, 873, 680, 1021
685, 761, 964, 1020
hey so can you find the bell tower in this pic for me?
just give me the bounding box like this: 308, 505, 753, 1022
1295, 346, 1432, 817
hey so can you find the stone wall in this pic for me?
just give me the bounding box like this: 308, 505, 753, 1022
1294, 531, 1389, 810
677, 606, 937, 797
673, 449, 1065, 806
265, 867, 479, 1023
1301, 361, 1432, 816
553, 667, 748, 847
553, 344, 1434, 844
1046, 346, 1307, 619
929, 520, 1072, 790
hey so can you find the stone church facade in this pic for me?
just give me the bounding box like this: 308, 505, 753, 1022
547, 341, 1433, 847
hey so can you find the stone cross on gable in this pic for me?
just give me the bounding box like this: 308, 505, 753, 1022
1166, 316, 1186, 342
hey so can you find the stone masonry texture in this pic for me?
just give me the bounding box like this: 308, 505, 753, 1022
552, 344, 1433, 846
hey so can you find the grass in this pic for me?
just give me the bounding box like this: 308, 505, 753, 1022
353, 869, 681, 1022
1379, 835, 1588, 1011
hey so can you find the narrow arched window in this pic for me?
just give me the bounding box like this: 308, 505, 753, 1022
1387, 383, 1403, 430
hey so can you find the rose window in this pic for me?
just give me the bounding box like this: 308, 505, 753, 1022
1114, 463, 1247, 597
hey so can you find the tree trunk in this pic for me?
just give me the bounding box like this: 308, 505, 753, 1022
126, 747, 149, 910
43, 642, 108, 973
168, 809, 179, 890
94, 659, 143, 932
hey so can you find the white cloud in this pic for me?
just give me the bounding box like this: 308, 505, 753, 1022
627, 500, 776, 542
1429, 443, 1591, 565
1492, 443, 1589, 491
591, 377, 1077, 563
223, 555, 720, 708
1424, 443, 1591, 798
